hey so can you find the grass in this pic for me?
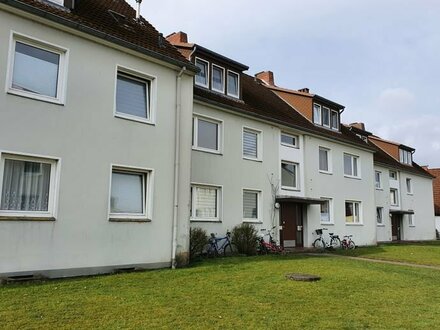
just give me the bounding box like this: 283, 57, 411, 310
335, 240, 440, 266
1, 253, 440, 329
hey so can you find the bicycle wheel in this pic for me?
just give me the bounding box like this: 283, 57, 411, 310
348, 240, 356, 249
330, 237, 341, 249
223, 243, 233, 257
207, 245, 218, 258
313, 238, 325, 250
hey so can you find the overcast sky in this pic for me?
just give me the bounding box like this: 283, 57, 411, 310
130, 0, 440, 167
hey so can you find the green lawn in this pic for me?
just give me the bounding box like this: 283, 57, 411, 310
336, 241, 440, 266
1, 254, 440, 329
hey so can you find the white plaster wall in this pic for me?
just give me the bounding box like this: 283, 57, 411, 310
0, 11, 193, 274
190, 103, 280, 238
375, 165, 393, 242
303, 135, 376, 247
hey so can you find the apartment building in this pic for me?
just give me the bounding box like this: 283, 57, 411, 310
0, 0, 196, 278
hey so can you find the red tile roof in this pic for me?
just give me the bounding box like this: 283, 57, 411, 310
427, 168, 440, 216
1, 0, 195, 71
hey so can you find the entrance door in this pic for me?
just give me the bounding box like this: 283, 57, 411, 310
391, 214, 401, 241
280, 203, 303, 248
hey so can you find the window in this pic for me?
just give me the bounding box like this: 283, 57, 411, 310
389, 171, 397, 180
191, 185, 221, 221
8, 35, 66, 103
0, 153, 58, 218
406, 178, 413, 194
322, 107, 330, 127
110, 167, 151, 220
193, 116, 221, 153
319, 147, 330, 173
313, 104, 322, 125
390, 188, 399, 206
376, 207, 383, 225
47, 0, 63, 5
281, 133, 298, 148
211, 65, 225, 93
227, 70, 239, 98
243, 128, 261, 160
281, 161, 298, 189
243, 190, 260, 221
116, 71, 151, 122
320, 199, 332, 223
345, 201, 361, 224
375, 171, 382, 189
331, 110, 339, 130
195, 58, 209, 87
399, 149, 412, 165
344, 153, 359, 178
408, 213, 415, 226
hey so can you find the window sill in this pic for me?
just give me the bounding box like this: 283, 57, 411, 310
109, 218, 151, 223
7, 89, 64, 106
190, 218, 221, 223
114, 113, 154, 126
195, 82, 209, 89
409, 225, 416, 228
281, 186, 300, 192
243, 220, 262, 224
320, 222, 334, 225
0, 215, 56, 221
192, 147, 222, 155
281, 143, 299, 149
243, 156, 262, 163
377, 224, 385, 227
407, 193, 414, 196
375, 188, 383, 191
345, 223, 363, 226
344, 175, 361, 180
319, 170, 333, 175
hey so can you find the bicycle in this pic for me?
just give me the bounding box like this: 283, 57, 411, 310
341, 235, 356, 249
257, 227, 284, 254
312, 228, 341, 250
207, 231, 233, 257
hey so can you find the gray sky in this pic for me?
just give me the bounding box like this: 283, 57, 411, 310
130, 0, 440, 167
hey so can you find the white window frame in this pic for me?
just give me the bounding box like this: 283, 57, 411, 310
108, 164, 154, 222
242, 188, 262, 223
343, 153, 361, 179
322, 107, 331, 128
406, 178, 413, 195
227, 70, 240, 98
242, 127, 262, 161
318, 147, 332, 174
0, 151, 60, 220
281, 160, 299, 191
114, 66, 157, 125
211, 64, 225, 93
195, 57, 209, 88
6, 31, 69, 105
320, 198, 333, 224
47, 0, 64, 5
390, 188, 399, 206
330, 110, 339, 130
376, 207, 384, 225
375, 171, 382, 189
345, 200, 362, 225
389, 170, 397, 180
408, 213, 415, 227
192, 114, 223, 154
313, 103, 322, 125
280, 132, 299, 148
190, 183, 222, 222
399, 149, 412, 165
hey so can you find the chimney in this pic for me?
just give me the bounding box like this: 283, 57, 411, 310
166, 31, 188, 44
350, 122, 366, 131
135, 0, 142, 20
255, 71, 275, 86
298, 88, 310, 93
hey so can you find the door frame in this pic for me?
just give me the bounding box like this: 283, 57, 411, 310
391, 213, 402, 241
279, 202, 304, 248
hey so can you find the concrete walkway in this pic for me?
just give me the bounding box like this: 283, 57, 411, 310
305, 253, 440, 270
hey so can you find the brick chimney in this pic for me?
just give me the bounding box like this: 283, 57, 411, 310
255, 71, 275, 86
298, 88, 310, 93
166, 31, 188, 44
350, 122, 366, 131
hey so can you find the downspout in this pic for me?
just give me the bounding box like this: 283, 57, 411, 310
171, 66, 187, 269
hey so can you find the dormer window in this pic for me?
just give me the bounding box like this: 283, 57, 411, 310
313, 103, 339, 131
399, 149, 412, 165
47, 0, 64, 5
195, 58, 209, 88
227, 70, 239, 98
212, 65, 225, 93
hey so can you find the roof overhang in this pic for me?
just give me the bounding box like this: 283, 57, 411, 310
390, 210, 415, 215
276, 196, 325, 205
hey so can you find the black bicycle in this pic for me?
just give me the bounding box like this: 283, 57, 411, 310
207, 231, 233, 257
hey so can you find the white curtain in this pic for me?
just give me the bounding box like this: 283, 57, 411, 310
195, 187, 217, 218
1, 160, 51, 211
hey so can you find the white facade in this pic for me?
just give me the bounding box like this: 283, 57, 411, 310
0, 7, 194, 277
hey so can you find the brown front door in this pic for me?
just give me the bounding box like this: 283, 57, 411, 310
391, 214, 401, 241
280, 203, 303, 248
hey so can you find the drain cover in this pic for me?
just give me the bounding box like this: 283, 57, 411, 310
285, 273, 321, 281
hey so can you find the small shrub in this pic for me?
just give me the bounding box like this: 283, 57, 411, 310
232, 223, 259, 256
436, 229, 439, 240
190, 227, 208, 260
